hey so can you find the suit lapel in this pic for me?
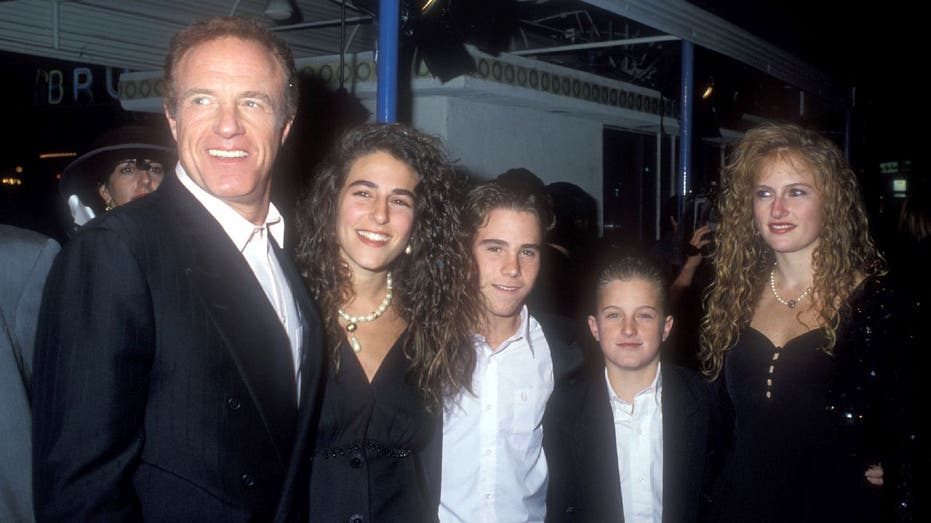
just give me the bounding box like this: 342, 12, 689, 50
166, 178, 298, 466
270, 239, 324, 409
662, 366, 701, 523
536, 313, 587, 385
578, 377, 619, 463
576, 376, 625, 520
269, 236, 325, 523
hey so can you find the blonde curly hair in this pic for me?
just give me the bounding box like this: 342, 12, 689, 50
699, 122, 884, 379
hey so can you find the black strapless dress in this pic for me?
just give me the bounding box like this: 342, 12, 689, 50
715, 277, 918, 522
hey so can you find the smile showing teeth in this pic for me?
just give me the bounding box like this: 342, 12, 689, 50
357, 230, 389, 242
769, 223, 794, 231
493, 284, 520, 292
208, 149, 248, 158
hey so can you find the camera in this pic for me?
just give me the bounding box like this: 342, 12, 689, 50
692, 195, 716, 231
688, 185, 718, 256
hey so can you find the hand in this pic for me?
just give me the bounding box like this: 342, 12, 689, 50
685, 225, 713, 258
864, 463, 883, 487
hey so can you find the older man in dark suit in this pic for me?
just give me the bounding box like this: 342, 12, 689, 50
32, 17, 323, 522
1, 225, 59, 523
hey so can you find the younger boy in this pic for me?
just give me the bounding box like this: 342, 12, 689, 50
543, 255, 721, 523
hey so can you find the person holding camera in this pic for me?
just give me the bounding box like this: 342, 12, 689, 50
657, 197, 716, 370
670, 223, 713, 307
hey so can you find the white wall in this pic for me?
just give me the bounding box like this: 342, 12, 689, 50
445, 97, 601, 205
336, 50, 683, 233
363, 94, 604, 222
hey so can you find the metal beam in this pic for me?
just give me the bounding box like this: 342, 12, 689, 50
581, 0, 848, 104
270, 16, 373, 32
510, 34, 679, 56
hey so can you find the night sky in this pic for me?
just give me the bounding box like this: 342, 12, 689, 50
692, 0, 924, 158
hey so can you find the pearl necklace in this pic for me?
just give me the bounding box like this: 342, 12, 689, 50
338, 272, 393, 353
769, 269, 812, 309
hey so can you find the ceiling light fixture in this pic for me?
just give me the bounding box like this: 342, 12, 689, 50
701, 77, 714, 99
345, 0, 516, 82
264, 0, 294, 22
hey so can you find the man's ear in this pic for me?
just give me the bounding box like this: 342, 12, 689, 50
588, 315, 600, 342
662, 315, 674, 342
280, 117, 294, 144
164, 104, 178, 141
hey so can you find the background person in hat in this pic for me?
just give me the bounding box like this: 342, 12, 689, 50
60, 123, 175, 228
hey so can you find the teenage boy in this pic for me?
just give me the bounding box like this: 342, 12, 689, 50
439, 179, 586, 522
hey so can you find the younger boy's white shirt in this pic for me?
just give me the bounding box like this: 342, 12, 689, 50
439, 306, 554, 523
606, 363, 663, 523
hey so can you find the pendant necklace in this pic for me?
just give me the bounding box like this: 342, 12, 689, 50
337, 272, 393, 353
769, 269, 812, 309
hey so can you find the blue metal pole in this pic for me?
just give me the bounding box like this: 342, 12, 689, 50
843, 86, 855, 162
677, 40, 694, 219
376, 0, 400, 123
844, 107, 853, 162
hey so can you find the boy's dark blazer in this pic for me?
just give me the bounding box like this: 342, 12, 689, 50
544, 362, 722, 523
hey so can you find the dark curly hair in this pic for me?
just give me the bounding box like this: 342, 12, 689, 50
294, 123, 481, 410
699, 122, 885, 379
163, 16, 298, 123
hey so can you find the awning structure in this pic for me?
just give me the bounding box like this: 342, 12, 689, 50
1, 0, 844, 109
2, 0, 865, 245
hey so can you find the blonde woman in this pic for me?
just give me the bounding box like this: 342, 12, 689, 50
700, 123, 918, 522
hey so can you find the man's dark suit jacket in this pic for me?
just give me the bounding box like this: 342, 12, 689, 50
32, 174, 324, 522
544, 363, 721, 523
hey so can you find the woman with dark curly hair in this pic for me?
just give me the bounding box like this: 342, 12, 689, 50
290, 123, 480, 521
699, 122, 919, 521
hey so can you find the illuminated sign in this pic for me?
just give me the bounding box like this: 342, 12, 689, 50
34, 65, 127, 106
39, 152, 78, 160
879, 161, 898, 175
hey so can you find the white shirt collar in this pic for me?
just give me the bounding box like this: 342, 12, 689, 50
175, 163, 284, 251
605, 361, 663, 408
473, 305, 538, 356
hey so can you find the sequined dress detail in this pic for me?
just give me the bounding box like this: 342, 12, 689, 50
717, 277, 916, 522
